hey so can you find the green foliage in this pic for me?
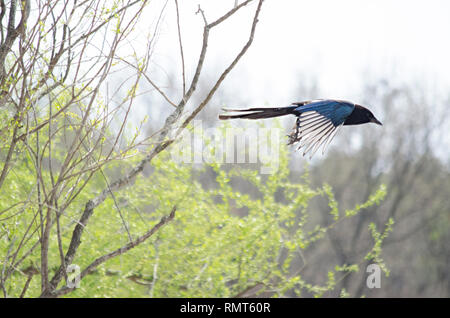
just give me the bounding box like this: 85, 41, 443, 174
365, 218, 395, 276
0, 120, 391, 297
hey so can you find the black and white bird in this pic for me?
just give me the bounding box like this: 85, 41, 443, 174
219, 99, 382, 158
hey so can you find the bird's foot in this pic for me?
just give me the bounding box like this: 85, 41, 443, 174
287, 130, 301, 145
287, 119, 301, 145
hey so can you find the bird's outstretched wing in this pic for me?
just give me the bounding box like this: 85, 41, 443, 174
288, 100, 355, 158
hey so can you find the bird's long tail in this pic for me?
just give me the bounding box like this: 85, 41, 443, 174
219, 106, 298, 120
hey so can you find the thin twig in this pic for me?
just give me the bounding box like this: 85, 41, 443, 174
174, 0, 186, 95
209, 0, 253, 28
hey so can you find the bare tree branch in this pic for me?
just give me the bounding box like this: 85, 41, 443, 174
46, 206, 176, 298
174, 0, 186, 95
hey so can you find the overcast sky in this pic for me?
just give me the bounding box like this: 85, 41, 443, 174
143, 0, 450, 107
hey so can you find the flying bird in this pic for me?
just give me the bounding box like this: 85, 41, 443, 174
219, 99, 382, 158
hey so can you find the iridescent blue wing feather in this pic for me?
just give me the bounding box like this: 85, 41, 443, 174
289, 100, 355, 158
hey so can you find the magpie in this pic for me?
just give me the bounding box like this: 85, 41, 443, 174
219, 99, 382, 158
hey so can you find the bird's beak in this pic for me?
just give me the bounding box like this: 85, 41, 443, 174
371, 117, 382, 125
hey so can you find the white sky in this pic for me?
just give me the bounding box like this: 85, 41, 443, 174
252, 0, 450, 99
144, 0, 450, 106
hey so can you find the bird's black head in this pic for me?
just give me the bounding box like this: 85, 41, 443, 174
344, 104, 382, 126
